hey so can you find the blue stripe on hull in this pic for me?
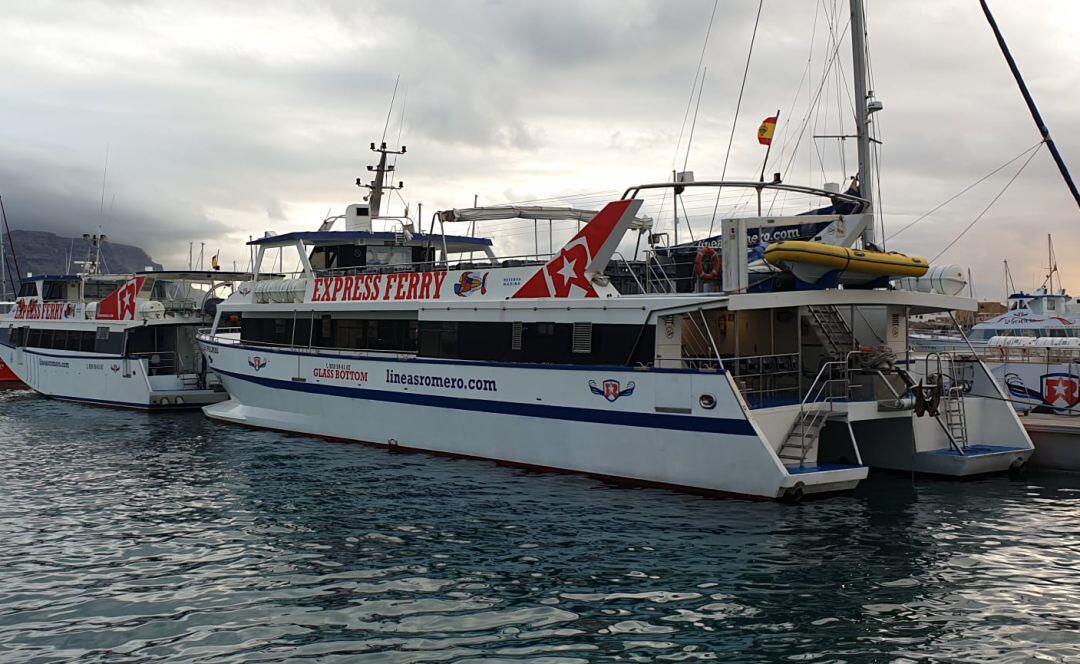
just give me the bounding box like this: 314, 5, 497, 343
213, 367, 757, 436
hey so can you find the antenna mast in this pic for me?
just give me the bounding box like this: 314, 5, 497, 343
358, 142, 405, 219
850, 0, 876, 245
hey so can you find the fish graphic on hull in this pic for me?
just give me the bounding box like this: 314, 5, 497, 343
454, 272, 488, 297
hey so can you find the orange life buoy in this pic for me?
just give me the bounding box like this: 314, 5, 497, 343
694, 246, 722, 281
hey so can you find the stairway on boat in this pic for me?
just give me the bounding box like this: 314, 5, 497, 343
804, 304, 856, 358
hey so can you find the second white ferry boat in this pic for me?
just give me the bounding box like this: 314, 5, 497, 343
0, 268, 252, 409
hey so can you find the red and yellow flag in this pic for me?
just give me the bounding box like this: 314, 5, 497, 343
757, 116, 778, 146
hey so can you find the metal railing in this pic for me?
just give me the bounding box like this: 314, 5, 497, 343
130, 351, 179, 376
729, 352, 802, 408
197, 328, 416, 361
781, 352, 862, 465
312, 252, 554, 279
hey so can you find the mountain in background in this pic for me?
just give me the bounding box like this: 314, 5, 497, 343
2, 230, 162, 294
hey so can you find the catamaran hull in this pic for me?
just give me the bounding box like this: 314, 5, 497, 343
199, 339, 867, 500
0, 343, 226, 410
0, 357, 22, 385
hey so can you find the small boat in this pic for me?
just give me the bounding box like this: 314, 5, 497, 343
0, 268, 255, 410
764, 240, 929, 286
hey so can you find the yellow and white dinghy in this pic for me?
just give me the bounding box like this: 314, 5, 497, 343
764, 240, 929, 286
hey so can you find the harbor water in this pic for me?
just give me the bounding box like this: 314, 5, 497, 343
1, 388, 1078, 662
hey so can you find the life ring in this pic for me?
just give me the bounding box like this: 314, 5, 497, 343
695, 247, 722, 281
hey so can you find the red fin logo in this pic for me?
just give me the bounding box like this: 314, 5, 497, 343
95, 277, 147, 321
512, 199, 642, 299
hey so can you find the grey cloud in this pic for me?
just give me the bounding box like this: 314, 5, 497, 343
0, 0, 1077, 298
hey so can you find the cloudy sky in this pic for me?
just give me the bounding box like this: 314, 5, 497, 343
2, 0, 1079, 298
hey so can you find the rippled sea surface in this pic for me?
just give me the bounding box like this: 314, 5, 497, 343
2, 390, 1080, 662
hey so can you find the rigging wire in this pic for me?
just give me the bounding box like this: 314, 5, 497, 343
655, 0, 719, 237
380, 74, 401, 146
682, 66, 708, 174
885, 139, 1043, 241
766, 16, 851, 215
707, 0, 766, 238
931, 142, 1043, 263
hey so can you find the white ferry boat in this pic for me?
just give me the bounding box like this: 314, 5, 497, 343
196, 140, 1035, 500
0, 270, 251, 410
195, 0, 1034, 498
940, 290, 1080, 471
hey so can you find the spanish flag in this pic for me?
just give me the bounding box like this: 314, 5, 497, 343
757, 116, 778, 146
211, 252, 220, 271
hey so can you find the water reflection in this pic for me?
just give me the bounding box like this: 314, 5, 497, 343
0, 390, 1078, 661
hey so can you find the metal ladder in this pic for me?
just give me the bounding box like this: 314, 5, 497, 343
805, 305, 856, 357
778, 408, 833, 466
924, 352, 970, 452
941, 386, 969, 447
778, 355, 855, 467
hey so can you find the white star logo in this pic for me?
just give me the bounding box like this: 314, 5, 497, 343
556, 256, 578, 285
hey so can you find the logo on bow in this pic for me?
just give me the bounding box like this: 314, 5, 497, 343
589, 379, 635, 403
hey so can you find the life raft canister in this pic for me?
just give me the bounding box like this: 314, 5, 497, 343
695, 246, 722, 281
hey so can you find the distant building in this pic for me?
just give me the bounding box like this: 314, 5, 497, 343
958, 300, 1007, 328
910, 300, 1007, 330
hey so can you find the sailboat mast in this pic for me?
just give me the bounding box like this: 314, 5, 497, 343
850, 0, 875, 245
980, 0, 1080, 211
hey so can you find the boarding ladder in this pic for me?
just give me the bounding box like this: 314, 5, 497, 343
805, 305, 855, 358
778, 355, 855, 467
924, 352, 970, 451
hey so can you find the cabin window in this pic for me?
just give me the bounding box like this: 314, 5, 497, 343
18, 328, 98, 351
41, 282, 66, 301
17, 283, 36, 298
84, 281, 127, 300
241, 314, 417, 353
420, 321, 459, 358
419, 321, 654, 366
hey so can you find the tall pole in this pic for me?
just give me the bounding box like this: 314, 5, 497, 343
850, 0, 875, 245
0, 210, 5, 301
980, 0, 1080, 211
672, 170, 679, 246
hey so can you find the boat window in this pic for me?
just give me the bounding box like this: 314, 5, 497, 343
41, 281, 67, 302
17, 283, 37, 298
241, 314, 418, 353
19, 328, 98, 351
421, 320, 654, 366
84, 281, 127, 300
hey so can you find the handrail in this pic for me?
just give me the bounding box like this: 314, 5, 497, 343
786, 351, 867, 465
610, 252, 645, 294
197, 330, 416, 361
621, 180, 869, 206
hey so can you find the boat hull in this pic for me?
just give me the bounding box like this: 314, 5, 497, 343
0, 357, 22, 385
1021, 415, 1080, 472
0, 343, 226, 410
199, 338, 867, 500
